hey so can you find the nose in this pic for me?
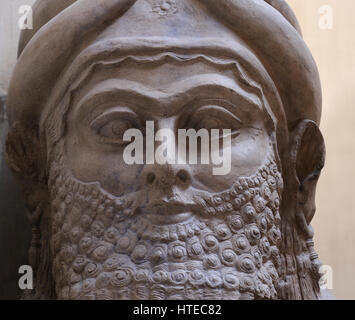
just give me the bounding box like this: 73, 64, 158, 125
144, 163, 192, 190
142, 117, 192, 191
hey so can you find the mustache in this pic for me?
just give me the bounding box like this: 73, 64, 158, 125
55, 171, 220, 220
122, 188, 229, 219
55, 152, 280, 221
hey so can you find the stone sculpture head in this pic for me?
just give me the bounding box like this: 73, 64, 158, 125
6, 0, 325, 300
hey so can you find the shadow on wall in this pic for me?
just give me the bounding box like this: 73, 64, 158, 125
0, 95, 31, 300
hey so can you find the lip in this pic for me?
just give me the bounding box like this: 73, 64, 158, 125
147, 212, 193, 225
143, 200, 194, 225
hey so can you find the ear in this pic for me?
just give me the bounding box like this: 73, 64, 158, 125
288, 120, 326, 237
6, 122, 51, 277
5, 121, 48, 224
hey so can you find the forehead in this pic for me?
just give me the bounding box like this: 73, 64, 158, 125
81, 58, 236, 89
69, 57, 264, 119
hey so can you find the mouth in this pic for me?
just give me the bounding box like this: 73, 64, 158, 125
142, 200, 195, 225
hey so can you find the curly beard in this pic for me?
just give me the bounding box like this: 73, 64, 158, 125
47, 144, 284, 300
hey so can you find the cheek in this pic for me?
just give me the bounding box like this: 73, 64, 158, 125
192, 128, 270, 192
65, 136, 142, 197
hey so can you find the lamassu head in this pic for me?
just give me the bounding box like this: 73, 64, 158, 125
6, 0, 325, 300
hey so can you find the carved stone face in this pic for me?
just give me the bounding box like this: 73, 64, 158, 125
65, 60, 271, 197
46, 57, 284, 300
6, 0, 325, 300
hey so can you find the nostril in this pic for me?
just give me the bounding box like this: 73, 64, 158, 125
177, 169, 190, 184
146, 173, 156, 185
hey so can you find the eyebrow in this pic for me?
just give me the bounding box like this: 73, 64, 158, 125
74, 74, 263, 121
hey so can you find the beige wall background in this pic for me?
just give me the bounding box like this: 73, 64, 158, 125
288, 0, 355, 300
0, 0, 354, 299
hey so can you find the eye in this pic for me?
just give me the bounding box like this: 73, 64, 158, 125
188, 105, 242, 134
98, 119, 134, 141
199, 118, 221, 130
90, 109, 140, 145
